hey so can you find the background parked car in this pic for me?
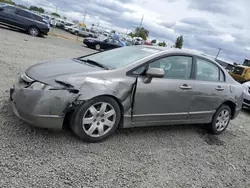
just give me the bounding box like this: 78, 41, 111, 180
242, 81, 250, 108
69, 25, 79, 34
78, 27, 98, 38
83, 37, 125, 50
0, 4, 50, 36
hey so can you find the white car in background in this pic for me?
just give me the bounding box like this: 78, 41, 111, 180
242, 82, 250, 108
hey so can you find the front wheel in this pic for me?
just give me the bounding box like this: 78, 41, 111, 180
209, 105, 231, 134
71, 96, 121, 142
28, 27, 40, 37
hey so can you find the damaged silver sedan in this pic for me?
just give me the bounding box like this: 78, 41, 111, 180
10, 46, 243, 142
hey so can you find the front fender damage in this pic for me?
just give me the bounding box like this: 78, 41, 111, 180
56, 76, 137, 114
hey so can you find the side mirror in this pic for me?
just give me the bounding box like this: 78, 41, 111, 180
144, 68, 164, 83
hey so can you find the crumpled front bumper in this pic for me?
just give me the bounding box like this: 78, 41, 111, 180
10, 82, 77, 129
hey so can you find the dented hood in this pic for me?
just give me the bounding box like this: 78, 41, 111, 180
25, 59, 104, 82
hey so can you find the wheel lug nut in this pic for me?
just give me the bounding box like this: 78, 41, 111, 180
101, 114, 104, 117
101, 119, 104, 122
93, 119, 96, 122
97, 122, 100, 125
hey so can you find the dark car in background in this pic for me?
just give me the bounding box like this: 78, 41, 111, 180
84, 37, 125, 50
0, 4, 49, 36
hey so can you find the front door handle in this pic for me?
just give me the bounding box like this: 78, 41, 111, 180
215, 86, 224, 91
180, 84, 192, 90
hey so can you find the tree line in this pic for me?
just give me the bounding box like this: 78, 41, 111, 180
129, 27, 184, 48
1, 0, 183, 48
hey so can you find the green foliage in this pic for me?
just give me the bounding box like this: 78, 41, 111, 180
51, 12, 60, 17
29, 6, 44, 13
128, 27, 149, 40
158, 41, 166, 47
0, 0, 15, 5
175, 35, 184, 49
17, 4, 28, 9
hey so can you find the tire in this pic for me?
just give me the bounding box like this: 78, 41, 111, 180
71, 96, 121, 142
28, 26, 40, 37
209, 105, 231, 134
95, 44, 101, 50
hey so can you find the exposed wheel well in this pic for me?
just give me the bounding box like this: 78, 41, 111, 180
221, 101, 236, 118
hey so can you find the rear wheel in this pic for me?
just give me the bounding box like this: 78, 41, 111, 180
95, 44, 101, 50
209, 105, 231, 134
28, 27, 40, 37
71, 96, 121, 142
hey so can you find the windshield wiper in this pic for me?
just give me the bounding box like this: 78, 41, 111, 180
77, 59, 109, 70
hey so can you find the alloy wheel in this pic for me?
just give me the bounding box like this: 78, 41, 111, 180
95, 44, 101, 50
29, 28, 39, 36
82, 102, 116, 137
216, 109, 230, 131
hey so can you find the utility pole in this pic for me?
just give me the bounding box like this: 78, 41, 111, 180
137, 15, 144, 37
83, 9, 87, 23
216, 48, 221, 59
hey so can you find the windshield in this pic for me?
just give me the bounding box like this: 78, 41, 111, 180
79, 46, 161, 69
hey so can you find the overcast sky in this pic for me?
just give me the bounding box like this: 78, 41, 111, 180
15, 0, 250, 64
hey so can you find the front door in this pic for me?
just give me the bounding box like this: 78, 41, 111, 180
133, 55, 195, 123
0, 5, 18, 27
189, 57, 229, 120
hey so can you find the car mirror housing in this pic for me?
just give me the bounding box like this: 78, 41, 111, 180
143, 68, 164, 83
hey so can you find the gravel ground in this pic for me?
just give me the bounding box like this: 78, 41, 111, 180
0, 27, 250, 188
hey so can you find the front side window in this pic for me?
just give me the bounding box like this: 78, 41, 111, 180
196, 58, 219, 81
149, 56, 193, 79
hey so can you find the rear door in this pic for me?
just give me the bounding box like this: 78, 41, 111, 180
189, 57, 229, 120
0, 5, 18, 27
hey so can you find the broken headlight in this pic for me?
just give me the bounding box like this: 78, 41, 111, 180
28, 82, 53, 90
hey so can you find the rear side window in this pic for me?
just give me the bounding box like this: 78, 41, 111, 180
196, 58, 219, 81
32, 14, 43, 22
16, 9, 32, 18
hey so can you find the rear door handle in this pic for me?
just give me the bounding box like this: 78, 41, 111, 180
215, 86, 224, 91
180, 84, 192, 90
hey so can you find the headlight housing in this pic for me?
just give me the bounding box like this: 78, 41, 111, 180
28, 82, 53, 90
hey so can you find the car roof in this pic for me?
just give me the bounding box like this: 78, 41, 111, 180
3, 4, 43, 18
142, 45, 216, 62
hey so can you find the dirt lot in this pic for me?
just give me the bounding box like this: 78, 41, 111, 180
0, 27, 250, 188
